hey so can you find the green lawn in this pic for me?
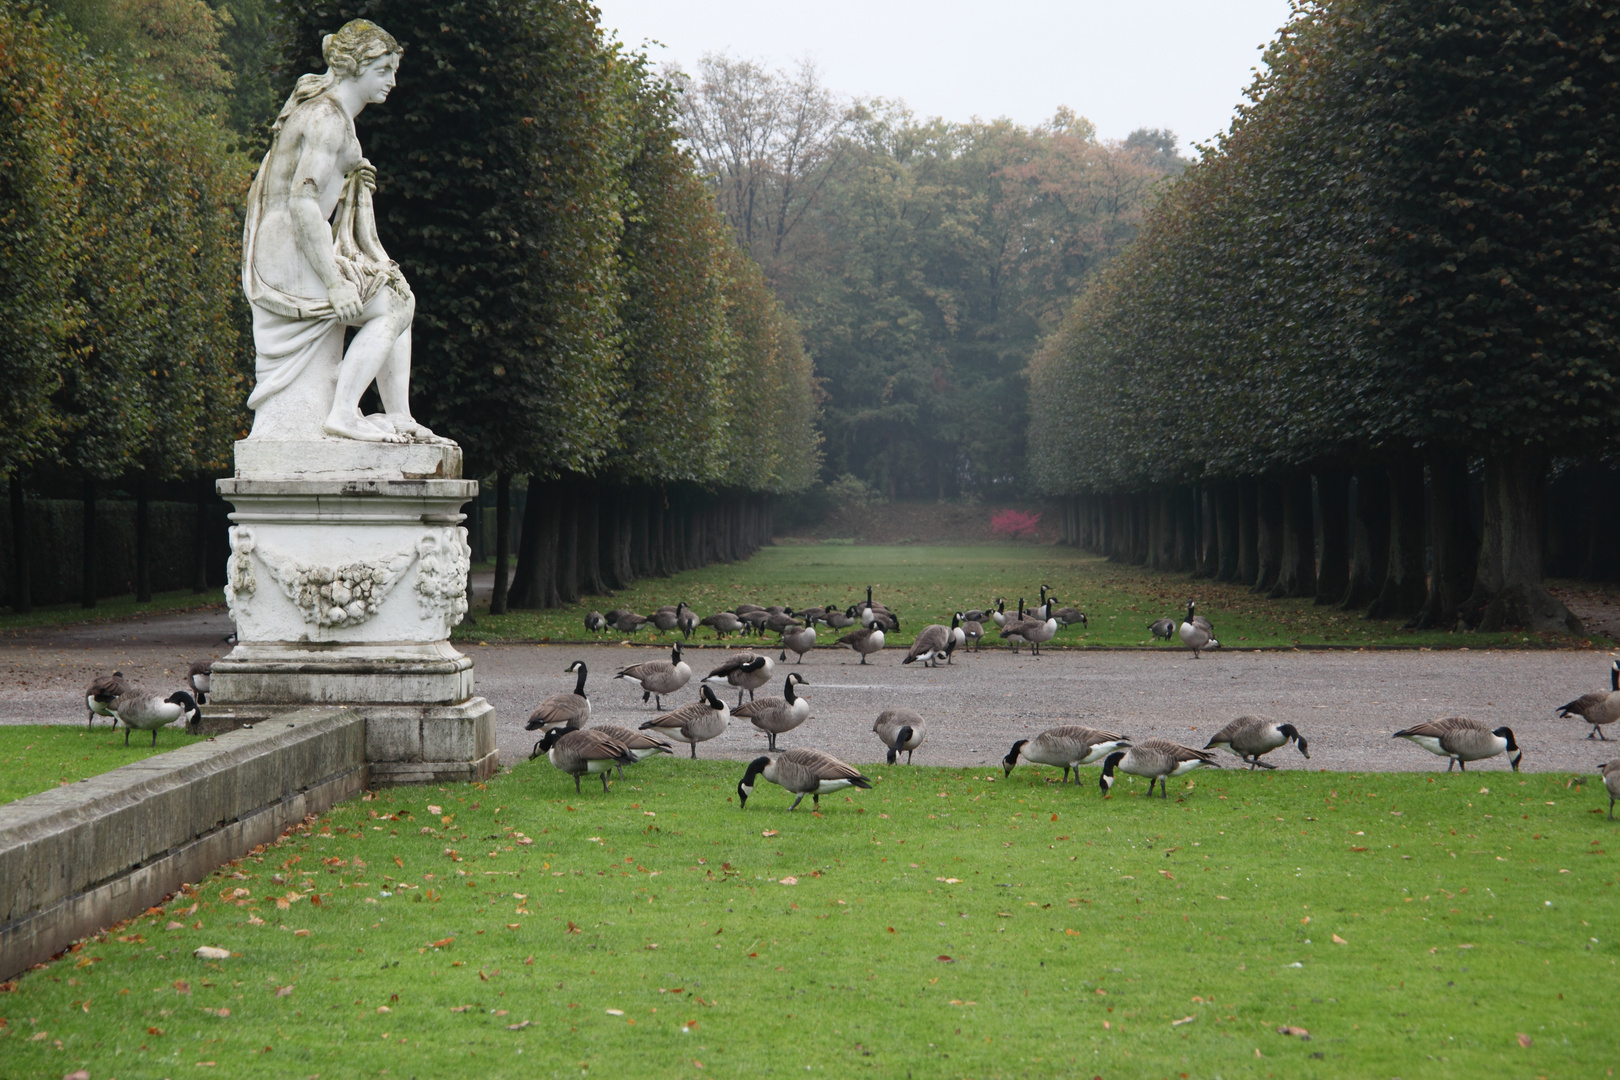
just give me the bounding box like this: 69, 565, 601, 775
0, 588, 224, 633
0, 724, 208, 805
4, 759, 1614, 1078
458, 544, 1604, 649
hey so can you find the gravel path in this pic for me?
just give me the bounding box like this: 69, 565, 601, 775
3, 609, 1616, 776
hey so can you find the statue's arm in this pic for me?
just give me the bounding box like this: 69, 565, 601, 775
288, 117, 364, 321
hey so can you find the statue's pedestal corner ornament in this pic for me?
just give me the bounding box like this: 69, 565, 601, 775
209, 21, 492, 784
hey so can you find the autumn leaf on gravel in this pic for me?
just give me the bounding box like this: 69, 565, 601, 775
1276, 1025, 1311, 1038
1517, 1033, 1533, 1048
1172, 1015, 1196, 1026
1331, 934, 1347, 945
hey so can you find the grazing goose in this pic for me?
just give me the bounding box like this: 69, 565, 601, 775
639, 684, 730, 757
85, 671, 128, 728
873, 708, 926, 764
115, 690, 199, 747
1000, 602, 1059, 657
649, 602, 689, 633
779, 623, 817, 664
187, 660, 213, 705
903, 621, 953, 667
1099, 738, 1220, 798
962, 605, 992, 624
1003, 725, 1131, 784
795, 605, 827, 626
735, 603, 765, 616
534, 727, 637, 793
610, 610, 651, 633
1204, 716, 1310, 769
734, 673, 811, 750
990, 598, 1008, 628
956, 612, 985, 652
700, 610, 745, 639
738, 609, 773, 635
523, 661, 592, 754
762, 610, 804, 635
823, 606, 857, 629
677, 604, 699, 639
1148, 617, 1176, 642
604, 608, 635, 624
1556, 661, 1620, 740
1051, 606, 1087, 628
614, 643, 692, 710
1393, 717, 1522, 772
705, 652, 775, 706
737, 748, 872, 811
837, 626, 886, 664
584, 610, 608, 634
1178, 600, 1218, 657
587, 724, 674, 779
1601, 759, 1620, 820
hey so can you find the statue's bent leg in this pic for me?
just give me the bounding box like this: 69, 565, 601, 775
374, 320, 447, 443
324, 288, 412, 442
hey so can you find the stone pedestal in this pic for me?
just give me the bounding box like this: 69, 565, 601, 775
207, 439, 495, 783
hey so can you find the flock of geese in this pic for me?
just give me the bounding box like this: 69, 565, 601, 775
81, 662, 211, 745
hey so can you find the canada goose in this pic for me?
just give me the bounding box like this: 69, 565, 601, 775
704, 651, 775, 706
614, 643, 692, 710
115, 690, 199, 747
650, 602, 689, 632
1148, 617, 1176, 641
737, 748, 872, 811
534, 727, 637, 793
677, 604, 699, 639
1001, 602, 1059, 657
187, 660, 212, 705
873, 708, 926, 764
1003, 725, 1131, 784
611, 611, 651, 633
837, 626, 886, 664
1051, 606, 1087, 628
1099, 739, 1220, 798
584, 610, 608, 634
957, 613, 985, 652
1557, 661, 1620, 740
1393, 717, 1522, 772
1601, 759, 1620, 820
780, 624, 817, 664
823, 606, 857, 629
700, 611, 745, 639
962, 606, 992, 623
796, 606, 827, 626
867, 608, 901, 632
1029, 584, 1054, 620
903, 622, 952, 667
1178, 600, 1218, 657
762, 612, 803, 636
734, 673, 811, 750
85, 671, 128, 728
604, 608, 635, 624
1203, 716, 1309, 769
739, 609, 773, 635
523, 661, 592, 754
586, 724, 674, 779
735, 603, 766, 616
990, 598, 1008, 628
639, 684, 730, 757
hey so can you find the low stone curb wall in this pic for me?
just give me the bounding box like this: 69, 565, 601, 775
0, 708, 367, 980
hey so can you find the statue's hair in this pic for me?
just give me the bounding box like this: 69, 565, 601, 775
270, 20, 403, 133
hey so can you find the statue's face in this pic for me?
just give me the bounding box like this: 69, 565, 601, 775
354, 53, 400, 105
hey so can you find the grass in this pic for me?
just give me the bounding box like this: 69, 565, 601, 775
3, 758, 1615, 1078
0, 724, 208, 805
0, 588, 224, 633
457, 544, 1605, 650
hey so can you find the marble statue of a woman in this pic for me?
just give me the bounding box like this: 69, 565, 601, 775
242, 20, 447, 444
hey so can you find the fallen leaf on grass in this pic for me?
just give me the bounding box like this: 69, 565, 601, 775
507, 1020, 531, 1030
165, 921, 186, 930
566, 922, 582, 935
428, 937, 455, 948
506, 924, 521, 930
292, 929, 310, 937
934, 877, 962, 884
779, 876, 798, 886
606, 1009, 624, 1016
64, 1070, 90, 1080
1517, 1033, 1533, 1048
450, 1005, 475, 1013
147, 1026, 163, 1035
377, 1006, 392, 1013
761, 830, 779, 838
1331, 934, 1347, 945
936, 955, 954, 963
193, 946, 231, 960
1172, 1015, 1196, 1026
201, 1007, 230, 1017
30, 1031, 47, 1041
1276, 1025, 1311, 1038
947, 999, 977, 1006
274, 986, 293, 997
246, 916, 265, 926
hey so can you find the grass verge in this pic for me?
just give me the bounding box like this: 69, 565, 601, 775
4, 759, 1615, 1078
457, 544, 1604, 650
0, 724, 208, 805
0, 589, 224, 634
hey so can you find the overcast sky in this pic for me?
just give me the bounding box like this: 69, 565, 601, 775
594, 0, 1297, 153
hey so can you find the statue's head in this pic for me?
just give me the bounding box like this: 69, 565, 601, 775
323, 20, 402, 103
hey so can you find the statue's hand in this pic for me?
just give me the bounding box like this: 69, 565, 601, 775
328, 279, 363, 323
354, 159, 377, 193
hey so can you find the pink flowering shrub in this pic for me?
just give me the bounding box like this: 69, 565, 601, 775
991, 509, 1041, 541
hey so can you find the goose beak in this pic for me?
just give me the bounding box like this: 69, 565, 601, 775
737, 782, 751, 808
1296, 738, 1310, 760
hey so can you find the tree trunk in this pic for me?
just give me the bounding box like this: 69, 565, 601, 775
1172, 485, 1196, 572
1251, 477, 1283, 593
1269, 472, 1316, 598
578, 482, 607, 596
1313, 467, 1351, 605
1366, 457, 1427, 620
8, 475, 31, 613
135, 473, 152, 603
1408, 448, 1476, 630
1193, 484, 1215, 578
1341, 469, 1389, 611
1463, 451, 1581, 633
490, 471, 512, 615
555, 479, 580, 605
193, 476, 210, 593
81, 477, 96, 609
1213, 480, 1238, 582
508, 478, 545, 609
1236, 476, 1258, 586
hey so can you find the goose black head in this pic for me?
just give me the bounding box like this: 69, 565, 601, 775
167, 691, 201, 729
1611, 660, 1618, 692
1099, 751, 1127, 793
1494, 726, 1522, 769
740, 656, 768, 674
1279, 723, 1309, 758
886, 725, 914, 766
537, 726, 567, 754
700, 684, 726, 710
786, 671, 808, 688
1003, 739, 1029, 776
1186, 599, 1196, 619
738, 756, 771, 808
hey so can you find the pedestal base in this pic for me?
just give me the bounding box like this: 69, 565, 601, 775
209, 641, 473, 706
